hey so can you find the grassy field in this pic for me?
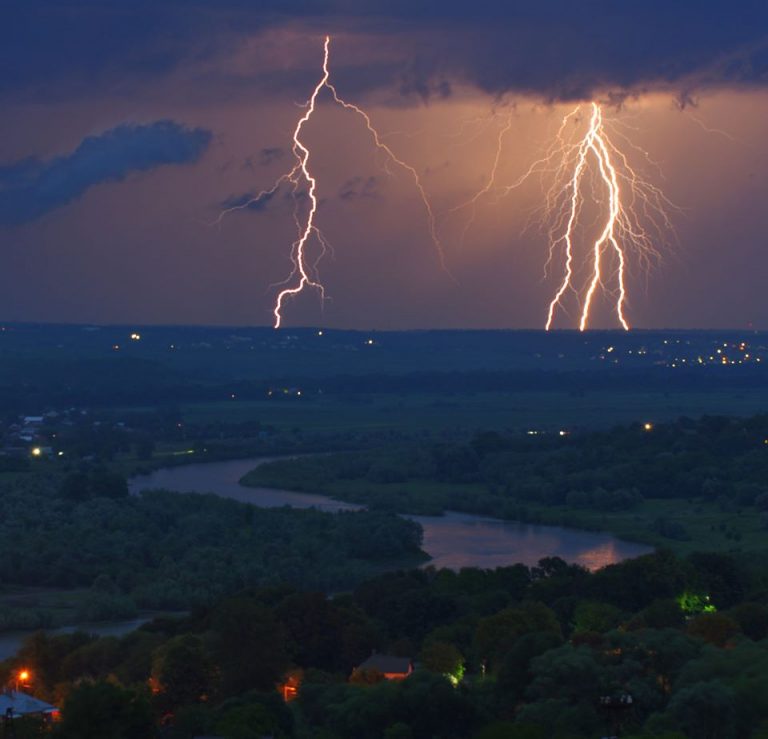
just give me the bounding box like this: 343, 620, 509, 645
179, 387, 768, 435
521, 497, 766, 556
0, 586, 92, 616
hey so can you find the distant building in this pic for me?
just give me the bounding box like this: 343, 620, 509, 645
277, 669, 303, 702
352, 653, 413, 681
0, 690, 59, 720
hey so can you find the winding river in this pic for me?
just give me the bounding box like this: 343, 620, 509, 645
0, 457, 651, 658
129, 457, 652, 571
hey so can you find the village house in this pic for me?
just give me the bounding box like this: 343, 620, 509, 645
351, 653, 413, 682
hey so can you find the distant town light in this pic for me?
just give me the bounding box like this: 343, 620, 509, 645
643, 422, 653, 432
366, 338, 374, 345
130, 332, 141, 341
559, 430, 569, 437
31, 447, 42, 457
317, 330, 323, 336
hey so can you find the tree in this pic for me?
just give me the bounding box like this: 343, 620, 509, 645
419, 641, 464, 684
153, 635, 216, 711
474, 602, 560, 670
58, 472, 90, 502
727, 602, 768, 640
214, 700, 290, 739
56, 682, 154, 739
686, 613, 740, 647
665, 679, 736, 739
573, 600, 624, 633
211, 598, 291, 695
89, 468, 128, 499
628, 599, 685, 630
496, 631, 564, 705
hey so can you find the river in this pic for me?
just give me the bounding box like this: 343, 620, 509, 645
0, 616, 159, 661
1, 457, 650, 659
129, 457, 651, 571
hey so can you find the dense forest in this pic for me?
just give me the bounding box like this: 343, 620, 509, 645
5, 412, 768, 737
0, 471, 423, 629
245, 414, 768, 548
4, 549, 768, 738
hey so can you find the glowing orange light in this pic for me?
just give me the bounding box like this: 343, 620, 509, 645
643, 422, 653, 431
18, 670, 29, 682
455, 102, 675, 330
217, 36, 445, 328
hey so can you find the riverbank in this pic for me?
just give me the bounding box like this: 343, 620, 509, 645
131, 457, 651, 570
242, 444, 768, 557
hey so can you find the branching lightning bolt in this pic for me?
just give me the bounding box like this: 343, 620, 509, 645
217, 35, 446, 328
454, 102, 676, 331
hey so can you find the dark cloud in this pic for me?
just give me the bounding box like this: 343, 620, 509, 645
0, 120, 211, 225
338, 176, 379, 201
219, 189, 278, 212
258, 147, 286, 166
241, 148, 286, 171
3, 1, 768, 103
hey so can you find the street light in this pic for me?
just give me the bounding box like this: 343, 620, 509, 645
15, 669, 30, 692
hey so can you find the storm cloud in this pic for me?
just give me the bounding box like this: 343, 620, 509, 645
0, 120, 211, 225
4, 1, 768, 103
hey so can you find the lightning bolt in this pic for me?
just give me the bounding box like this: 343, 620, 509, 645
218, 36, 446, 328
454, 102, 676, 331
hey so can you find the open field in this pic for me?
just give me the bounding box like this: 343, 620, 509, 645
179, 388, 768, 434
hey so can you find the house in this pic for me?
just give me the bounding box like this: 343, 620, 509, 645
352, 653, 413, 681
0, 690, 59, 720
277, 669, 303, 702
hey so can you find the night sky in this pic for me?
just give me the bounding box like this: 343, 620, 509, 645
2, 1, 767, 330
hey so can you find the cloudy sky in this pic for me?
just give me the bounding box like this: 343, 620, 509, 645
2, 1, 767, 329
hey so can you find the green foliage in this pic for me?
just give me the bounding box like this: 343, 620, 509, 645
214, 701, 287, 739
572, 600, 624, 633
664, 679, 737, 739
727, 601, 768, 640
419, 641, 465, 684
676, 591, 717, 615
474, 602, 561, 671
153, 635, 216, 710
299, 671, 476, 739
55, 681, 154, 739
212, 598, 291, 696
244, 415, 768, 555
4, 550, 768, 739
0, 476, 425, 614
59, 467, 128, 501
686, 612, 740, 646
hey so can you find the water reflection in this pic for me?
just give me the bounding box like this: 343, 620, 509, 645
130, 458, 651, 571
409, 512, 647, 571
